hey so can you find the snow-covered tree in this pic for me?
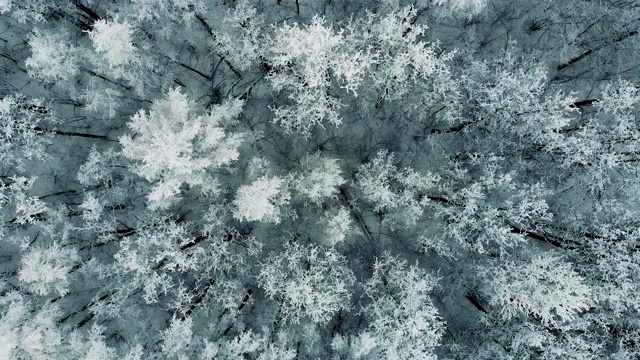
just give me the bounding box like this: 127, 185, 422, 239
18, 242, 79, 297
0, 95, 53, 171
1, 176, 48, 227
87, 17, 136, 68
319, 206, 356, 247
257, 242, 355, 324
0, 292, 64, 359
359, 253, 444, 359
356, 149, 439, 228
232, 175, 290, 224
265, 15, 372, 136
25, 29, 77, 83
480, 253, 593, 327
292, 153, 345, 205
68, 324, 119, 360
120, 88, 244, 210
217, 0, 265, 72
160, 316, 193, 359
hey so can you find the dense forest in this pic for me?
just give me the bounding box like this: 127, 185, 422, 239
1, 0, 639, 358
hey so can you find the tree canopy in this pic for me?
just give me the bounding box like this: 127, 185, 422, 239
1, 0, 639, 358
